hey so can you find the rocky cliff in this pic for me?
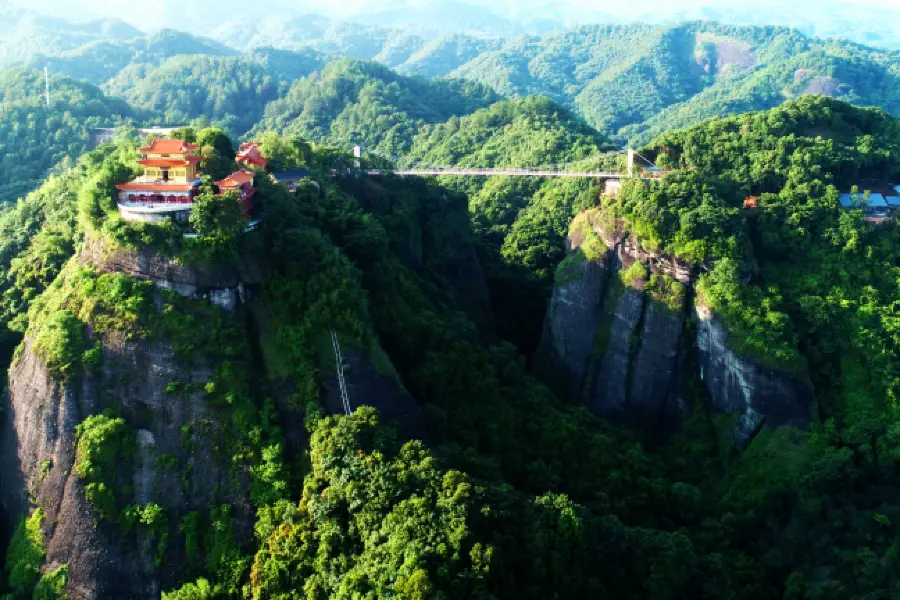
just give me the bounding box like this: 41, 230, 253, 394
1, 231, 432, 598
1, 329, 254, 599
537, 209, 813, 446
79, 233, 262, 313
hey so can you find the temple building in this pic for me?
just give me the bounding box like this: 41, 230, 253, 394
236, 142, 268, 169
115, 139, 203, 223
115, 138, 260, 224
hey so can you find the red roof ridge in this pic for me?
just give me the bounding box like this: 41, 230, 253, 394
216, 169, 255, 188
139, 139, 200, 154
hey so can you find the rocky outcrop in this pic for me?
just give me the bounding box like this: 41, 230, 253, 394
536, 259, 609, 400
695, 305, 814, 449
628, 301, 688, 428
80, 234, 262, 312
587, 287, 644, 420
0, 331, 253, 599
537, 210, 814, 446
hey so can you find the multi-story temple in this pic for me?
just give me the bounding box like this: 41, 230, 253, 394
116, 139, 259, 223
116, 139, 203, 222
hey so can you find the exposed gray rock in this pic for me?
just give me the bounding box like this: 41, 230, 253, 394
79, 234, 260, 312
0, 329, 254, 600
695, 305, 814, 449
628, 301, 687, 427
323, 344, 430, 442
536, 257, 610, 400
536, 210, 815, 447
587, 287, 644, 420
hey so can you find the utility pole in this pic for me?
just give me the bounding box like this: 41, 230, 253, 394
44, 65, 50, 107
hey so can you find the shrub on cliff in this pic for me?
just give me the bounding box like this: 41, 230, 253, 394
1, 508, 45, 600
75, 413, 134, 520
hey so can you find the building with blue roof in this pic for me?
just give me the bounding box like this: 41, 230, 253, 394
839, 192, 889, 212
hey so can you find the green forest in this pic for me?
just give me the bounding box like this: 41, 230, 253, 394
5, 7, 900, 599
3, 96, 900, 599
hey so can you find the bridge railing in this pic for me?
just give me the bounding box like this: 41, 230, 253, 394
368, 168, 625, 178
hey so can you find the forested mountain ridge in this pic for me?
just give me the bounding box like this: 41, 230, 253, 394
450, 21, 900, 143
251, 58, 500, 157
25, 29, 238, 85
8, 12, 900, 153
101, 55, 293, 136
0, 68, 138, 204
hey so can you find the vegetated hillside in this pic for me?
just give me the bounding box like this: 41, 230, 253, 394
534, 95, 900, 598
212, 14, 503, 78
450, 21, 900, 144
26, 29, 238, 85
0, 130, 703, 600
241, 47, 328, 83
403, 96, 617, 351
101, 55, 291, 136
0, 68, 138, 204
5, 100, 900, 599
251, 58, 500, 157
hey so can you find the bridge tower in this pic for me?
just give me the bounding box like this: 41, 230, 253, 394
353, 145, 363, 169
627, 148, 635, 177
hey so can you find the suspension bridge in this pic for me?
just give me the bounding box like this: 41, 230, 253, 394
366, 167, 625, 178
353, 148, 662, 180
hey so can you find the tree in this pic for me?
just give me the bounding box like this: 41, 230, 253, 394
188, 182, 246, 259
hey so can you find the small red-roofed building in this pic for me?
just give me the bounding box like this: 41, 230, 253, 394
216, 170, 256, 214
236, 142, 268, 170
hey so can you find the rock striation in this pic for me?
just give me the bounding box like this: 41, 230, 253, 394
0, 332, 254, 599
537, 210, 813, 446
79, 233, 261, 312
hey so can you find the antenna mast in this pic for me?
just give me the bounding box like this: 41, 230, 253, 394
44, 65, 50, 107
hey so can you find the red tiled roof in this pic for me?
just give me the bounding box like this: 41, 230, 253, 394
115, 182, 196, 192
137, 157, 201, 167
138, 139, 199, 154
216, 170, 255, 188
237, 145, 267, 168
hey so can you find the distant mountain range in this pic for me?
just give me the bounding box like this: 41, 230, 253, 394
6, 0, 900, 50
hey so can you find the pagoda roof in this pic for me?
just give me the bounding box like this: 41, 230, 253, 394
216, 170, 255, 188
139, 139, 199, 154
237, 144, 268, 168
137, 157, 202, 167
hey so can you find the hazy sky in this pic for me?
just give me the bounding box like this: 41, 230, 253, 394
8, 0, 899, 33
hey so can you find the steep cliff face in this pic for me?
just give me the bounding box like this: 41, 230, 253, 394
0, 329, 254, 599
695, 305, 814, 449
537, 210, 813, 446
79, 234, 262, 312
1, 229, 434, 598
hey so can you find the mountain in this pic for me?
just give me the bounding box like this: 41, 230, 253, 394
5, 99, 900, 599
26, 29, 237, 85
0, 6, 141, 66
0, 130, 699, 600
0, 68, 137, 204
101, 55, 292, 136
251, 58, 500, 156
402, 96, 616, 349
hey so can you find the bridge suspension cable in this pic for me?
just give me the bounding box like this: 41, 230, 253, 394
330, 329, 352, 416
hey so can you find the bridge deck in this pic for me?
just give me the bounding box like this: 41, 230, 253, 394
369, 168, 625, 178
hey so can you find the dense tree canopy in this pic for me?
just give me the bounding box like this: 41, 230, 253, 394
0, 68, 137, 204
